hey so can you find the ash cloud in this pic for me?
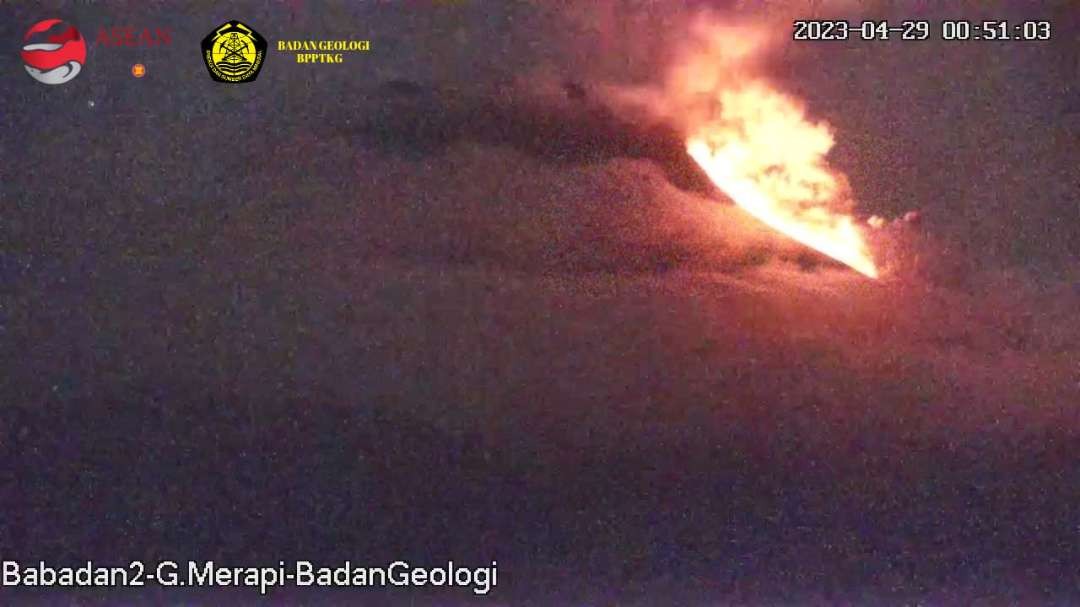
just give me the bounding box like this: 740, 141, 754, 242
276, 1, 1080, 444
3, 0, 1075, 425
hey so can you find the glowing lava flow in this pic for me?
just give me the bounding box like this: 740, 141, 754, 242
684, 83, 879, 279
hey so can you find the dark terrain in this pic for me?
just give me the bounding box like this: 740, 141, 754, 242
2, 1, 1079, 604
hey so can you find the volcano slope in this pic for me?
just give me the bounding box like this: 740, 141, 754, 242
2, 88, 1078, 602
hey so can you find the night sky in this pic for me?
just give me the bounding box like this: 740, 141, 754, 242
1, 1, 1078, 604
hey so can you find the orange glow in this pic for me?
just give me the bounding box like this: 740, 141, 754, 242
630, 19, 881, 279
685, 81, 879, 279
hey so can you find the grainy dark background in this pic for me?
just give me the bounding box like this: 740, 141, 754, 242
1, 1, 1077, 604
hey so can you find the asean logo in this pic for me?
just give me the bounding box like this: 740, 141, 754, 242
21, 19, 86, 85
201, 20, 266, 83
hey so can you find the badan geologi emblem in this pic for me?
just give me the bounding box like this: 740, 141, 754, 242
21, 19, 86, 85
201, 20, 266, 83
